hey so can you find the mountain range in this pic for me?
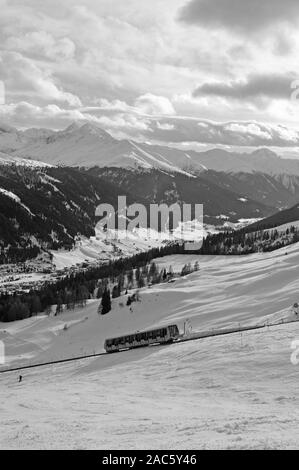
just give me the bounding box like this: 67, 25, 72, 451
1, 121, 299, 261
0, 165, 274, 261
1, 121, 299, 177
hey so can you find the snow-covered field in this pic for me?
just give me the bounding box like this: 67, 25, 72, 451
51, 230, 166, 270
1, 243, 299, 449
1, 322, 299, 449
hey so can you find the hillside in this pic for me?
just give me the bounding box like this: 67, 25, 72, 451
0, 164, 276, 262
2, 322, 299, 449
243, 203, 299, 233
91, 167, 274, 224
202, 171, 299, 210
2, 242, 299, 366
1, 244, 299, 448
0, 165, 143, 261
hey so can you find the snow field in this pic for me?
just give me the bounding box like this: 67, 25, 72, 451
1, 242, 299, 448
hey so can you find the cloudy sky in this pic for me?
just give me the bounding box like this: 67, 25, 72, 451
1, 0, 299, 153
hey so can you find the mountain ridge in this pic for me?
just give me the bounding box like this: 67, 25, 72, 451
0, 121, 299, 177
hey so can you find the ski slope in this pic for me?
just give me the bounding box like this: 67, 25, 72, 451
2, 242, 299, 368
1, 243, 299, 448
1, 321, 299, 449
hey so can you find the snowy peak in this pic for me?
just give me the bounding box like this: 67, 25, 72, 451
78, 122, 113, 138
63, 122, 83, 134
0, 121, 299, 178
58, 122, 116, 143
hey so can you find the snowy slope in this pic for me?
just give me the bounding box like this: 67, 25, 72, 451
51, 230, 166, 270
1, 318, 299, 449
0, 151, 51, 167
2, 241, 299, 367
1, 243, 299, 448
13, 123, 197, 176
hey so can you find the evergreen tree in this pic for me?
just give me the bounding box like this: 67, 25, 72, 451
56, 297, 63, 316
100, 288, 111, 315
137, 275, 145, 288
112, 284, 120, 298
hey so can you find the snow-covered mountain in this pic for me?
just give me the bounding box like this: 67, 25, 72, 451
0, 165, 148, 261
13, 122, 199, 175
0, 123, 54, 155
0, 164, 276, 263
1, 121, 299, 177
1, 121, 299, 263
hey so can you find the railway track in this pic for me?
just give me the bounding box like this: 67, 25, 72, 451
0, 316, 298, 375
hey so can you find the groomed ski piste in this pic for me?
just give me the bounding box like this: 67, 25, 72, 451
1, 242, 299, 449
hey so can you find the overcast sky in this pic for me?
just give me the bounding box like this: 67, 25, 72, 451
1, 0, 299, 153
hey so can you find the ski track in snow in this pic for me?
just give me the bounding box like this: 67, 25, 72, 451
1, 243, 299, 448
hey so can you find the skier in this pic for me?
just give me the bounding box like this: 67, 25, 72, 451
18, 375, 22, 383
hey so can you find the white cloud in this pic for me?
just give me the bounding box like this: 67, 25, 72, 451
92, 94, 176, 116
156, 122, 175, 130
134, 93, 176, 115
0, 0, 299, 150
0, 51, 81, 106
225, 123, 272, 140
5, 31, 76, 61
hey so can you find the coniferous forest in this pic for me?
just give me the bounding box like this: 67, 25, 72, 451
0, 243, 184, 322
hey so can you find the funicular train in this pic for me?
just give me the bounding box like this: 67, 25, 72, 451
104, 324, 180, 353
